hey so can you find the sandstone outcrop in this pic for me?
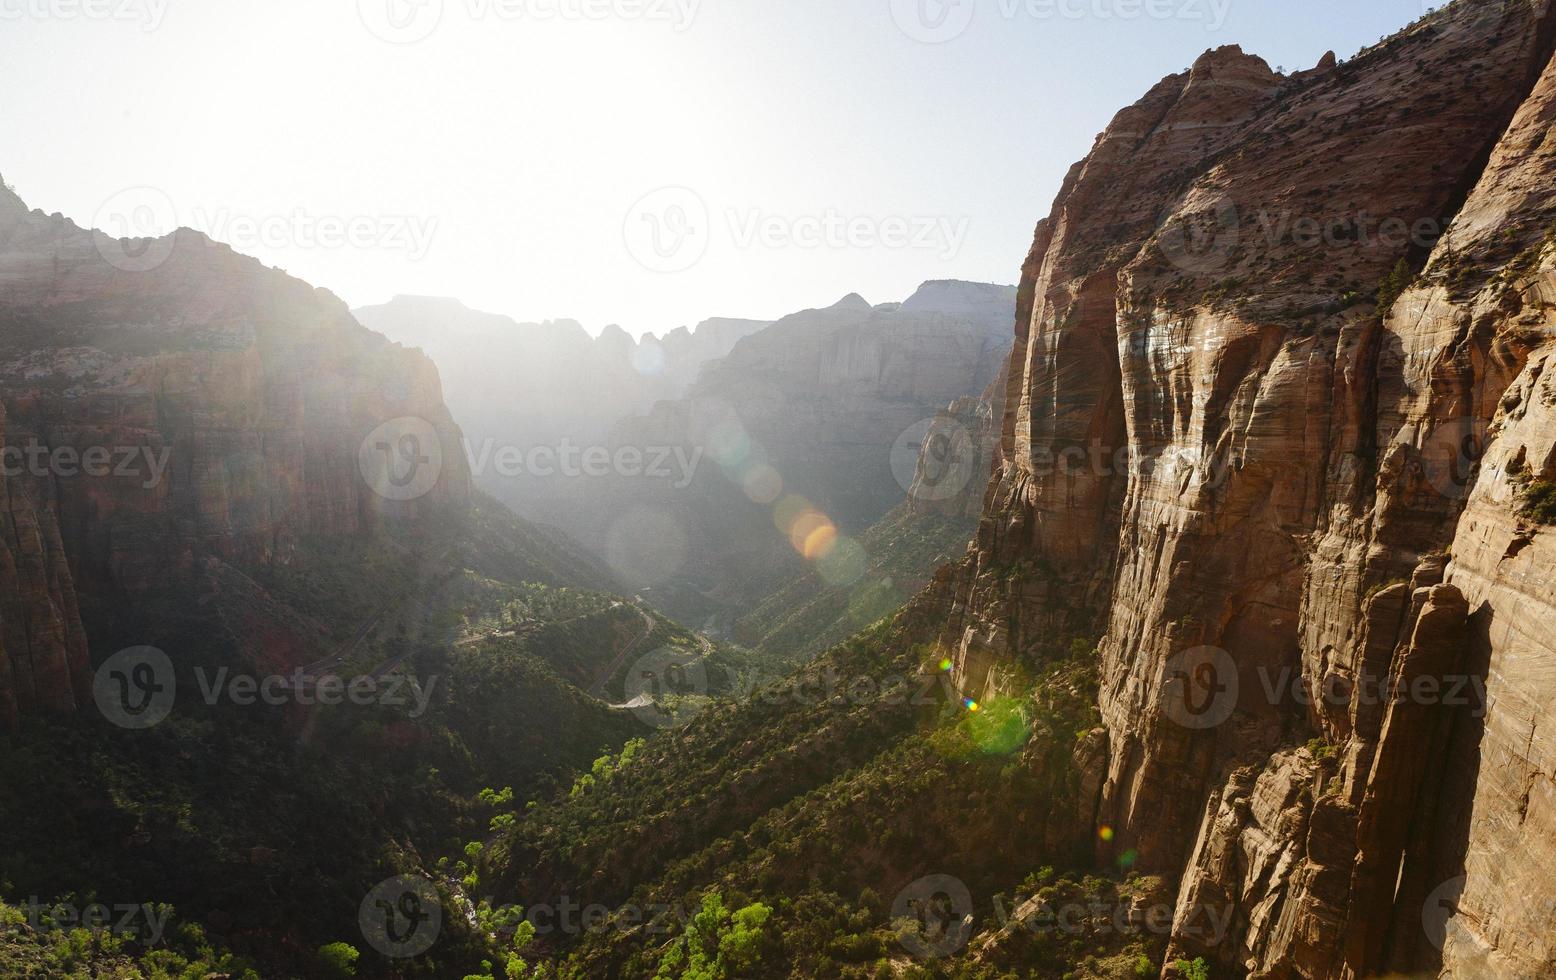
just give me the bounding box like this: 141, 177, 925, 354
0, 182, 470, 723
942, 3, 1556, 976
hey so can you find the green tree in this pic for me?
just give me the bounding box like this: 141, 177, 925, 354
317, 942, 360, 978
1175, 957, 1212, 980
654, 892, 774, 980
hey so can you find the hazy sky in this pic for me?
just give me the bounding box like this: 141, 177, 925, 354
3, 0, 1432, 337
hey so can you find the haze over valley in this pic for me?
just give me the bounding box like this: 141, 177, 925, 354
3, 2, 1555, 979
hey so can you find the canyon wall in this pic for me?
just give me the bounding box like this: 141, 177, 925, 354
0, 182, 470, 726
943, 2, 1556, 976
597, 281, 1014, 624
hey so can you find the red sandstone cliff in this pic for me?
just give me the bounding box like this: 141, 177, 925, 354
0, 182, 470, 727
943, 2, 1556, 976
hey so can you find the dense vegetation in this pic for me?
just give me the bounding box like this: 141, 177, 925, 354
0, 497, 692, 978
461, 591, 1178, 978
736, 504, 978, 664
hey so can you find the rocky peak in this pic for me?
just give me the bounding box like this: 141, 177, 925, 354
0, 175, 25, 221
595, 322, 635, 354
900, 279, 1018, 318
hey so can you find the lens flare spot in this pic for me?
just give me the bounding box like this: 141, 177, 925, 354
786, 509, 830, 554
816, 536, 866, 585
630, 340, 666, 376
963, 699, 979, 712
708, 420, 751, 468
1098, 826, 1115, 843
802, 522, 839, 560
772, 495, 813, 534
939, 658, 953, 672
742, 464, 783, 504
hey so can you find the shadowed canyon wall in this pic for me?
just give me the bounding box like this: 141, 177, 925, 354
0, 182, 470, 728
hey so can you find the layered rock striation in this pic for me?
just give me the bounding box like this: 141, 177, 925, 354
942, 3, 1556, 976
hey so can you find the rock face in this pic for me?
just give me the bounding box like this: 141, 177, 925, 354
0, 182, 470, 726
942, 4, 1556, 977
623, 281, 1014, 523
908, 377, 1004, 520
594, 281, 1014, 624
0, 399, 91, 727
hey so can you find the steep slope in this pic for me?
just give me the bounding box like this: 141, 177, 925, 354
735, 390, 999, 662
486, 4, 1556, 979
937, 2, 1556, 977
0, 180, 472, 723
596, 281, 1015, 627
0, 180, 700, 977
